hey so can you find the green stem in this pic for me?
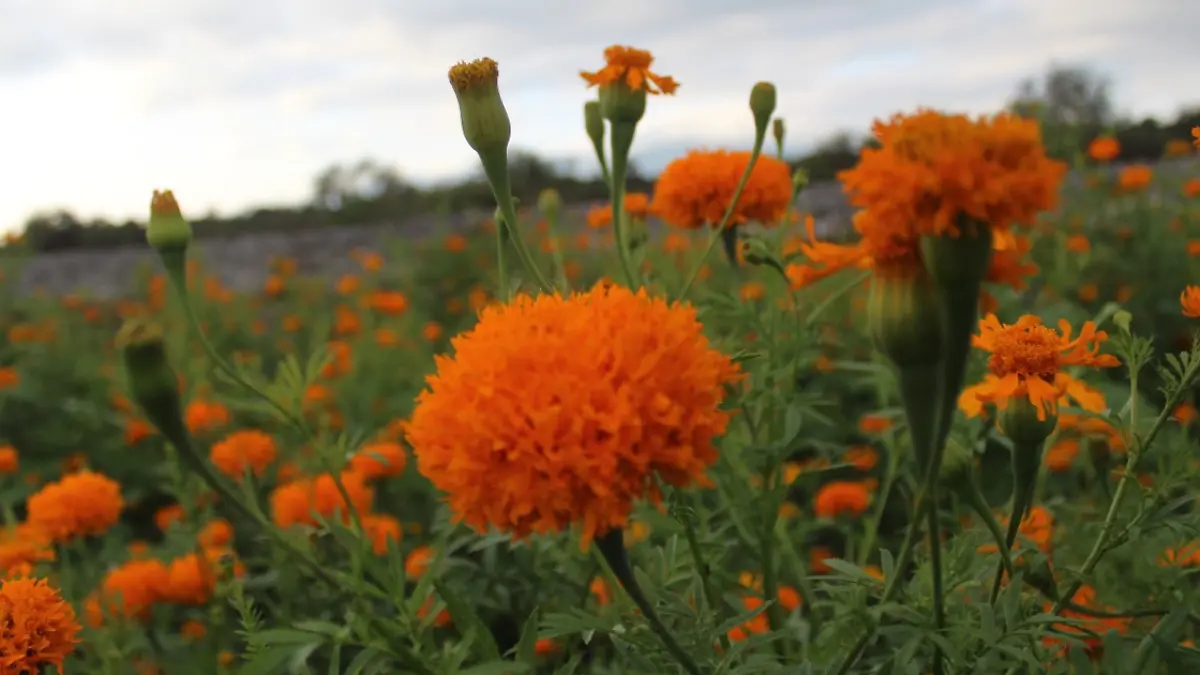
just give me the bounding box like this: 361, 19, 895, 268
677, 492, 729, 653
543, 213, 570, 294
477, 157, 554, 293
720, 225, 741, 268
608, 122, 642, 289
857, 441, 901, 567
595, 531, 704, 675
759, 478, 787, 659
990, 442, 1040, 604
495, 218, 510, 299
675, 127, 768, 301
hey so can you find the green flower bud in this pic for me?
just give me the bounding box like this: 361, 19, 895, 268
749, 82, 777, 135
147, 190, 192, 253
867, 270, 944, 368
116, 318, 186, 441
772, 118, 786, 150
792, 169, 809, 193
537, 188, 562, 221
999, 397, 1058, 448
448, 58, 512, 160
584, 101, 605, 149
598, 79, 646, 125
919, 222, 993, 291
740, 237, 788, 280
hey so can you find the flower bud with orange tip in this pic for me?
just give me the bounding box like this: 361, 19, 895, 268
147, 189, 192, 254
447, 58, 511, 162
739, 236, 787, 280
749, 81, 776, 137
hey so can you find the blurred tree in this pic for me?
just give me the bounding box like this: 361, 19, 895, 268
1010, 64, 1115, 127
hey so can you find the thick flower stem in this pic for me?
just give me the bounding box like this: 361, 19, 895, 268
596, 531, 704, 675
989, 440, 1041, 604
608, 122, 644, 289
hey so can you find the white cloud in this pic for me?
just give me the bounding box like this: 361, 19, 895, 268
0, 0, 1195, 231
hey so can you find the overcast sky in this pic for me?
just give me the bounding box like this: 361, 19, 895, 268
1, 0, 1195, 232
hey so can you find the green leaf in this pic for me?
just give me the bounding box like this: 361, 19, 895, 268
515, 607, 540, 665
343, 648, 385, 675
456, 663, 528, 675
433, 580, 502, 662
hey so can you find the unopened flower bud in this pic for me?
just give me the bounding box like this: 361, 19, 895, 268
749, 82, 777, 136
867, 270, 943, 368
448, 58, 512, 160
147, 190, 192, 253
740, 237, 787, 280
772, 118, 786, 150
538, 188, 562, 221
999, 398, 1058, 448
584, 101, 605, 149
792, 169, 809, 194
920, 223, 994, 291
116, 318, 186, 441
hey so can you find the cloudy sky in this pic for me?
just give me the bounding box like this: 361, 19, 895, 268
1, 0, 1195, 232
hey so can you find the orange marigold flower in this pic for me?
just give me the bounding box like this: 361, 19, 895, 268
814, 481, 871, 519
198, 519, 234, 549
857, 414, 894, 434
27, 470, 124, 542
0, 367, 18, 391
839, 109, 1066, 237
154, 504, 185, 532
0, 525, 54, 576
347, 441, 408, 480
404, 283, 742, 548
1087, 136, 1120, 162
367, 290, 409, 316
651, 150, 793, 229
0, 445, 16, 475
405, 546, 434, 580
162, 548, 243, 606
1042, 584, 1129, 658
361, 514, 403, 555
86, 558, 169, 625
959, 315, 1120, 420
843, 446, 879, 471
0, 577, 81, 671
185, 400, 230, 435
1043, 437, 1079, 472
1193, 127, 1200, 149
209, 429, 278, 481
726, 586, 803, 641
1116, 164, 1153, 192
585, 192, 652, 229
270, 471, 375, 529
580, 45, 678, 95
1182, 285, 1200, 318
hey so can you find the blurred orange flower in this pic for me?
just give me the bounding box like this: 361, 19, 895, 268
27, 471, 124, 542
580, 45, 678, 95
652, 150, 792, 229
210, 430, 278, 482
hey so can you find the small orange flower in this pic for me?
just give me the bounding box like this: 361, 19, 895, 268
652, 150, 793, 229
270, 472, 375, 529
367, 290, 408, 316
0, 445, 16, 475
405, 283, 742, 549
0, 525, 54, 576
580, 45, 678, 95
0, 577, 81, 671
86, 558, 170, 625
959, 315, 1120, 420
857, 414, 893, 434
739, 281, 766, 302
361, 514, 403, 555
1087, 136, 1120, 162
154, 504, 185, 532
181, 619, 207, 641
1193, 127, 1200, 149
210, 430, 278, 481
1043, 437, 1079, 472
185, 400, 230, 435
843, 446, 878, 471
1116, 164, 1153, 192
405, 546, 434, 580
586, 192, 652, 229
27, 471, 124, 542
0, 367, 17, 390
589, 577, 611, 606
814, 481, 871, 519
163, 548, 244, 606
534, 637, 560, 656
198, 519, 234, 549
347, 442, 407, 480
1182, 285, 1200, 318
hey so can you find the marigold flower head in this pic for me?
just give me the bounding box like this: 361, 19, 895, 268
1087, 136, 1120, 162
197, 519, 234, 549
404, 283, 742, 548
185, 400, 229, 435
405, 545, 434, 579
0, 446, 16, 475
0, 577, 81, 671
586, 192, 651, 229
26, 470, 124, 542
361, 514, 403, 555
1116, 164, 1153, 192
839, 109, 1066, 238
814, 481, 871, 519
0, 525, 54, 577
270, 471, 375, 529
347, 442, 407, 480
652, 150, 793, 230
162, 548, 243, 606
959, 315, 1120, 420
209, 429, 278, 482
1182, 285, 1200, 318
86, 558, 170, 625
580, 46, 678, 95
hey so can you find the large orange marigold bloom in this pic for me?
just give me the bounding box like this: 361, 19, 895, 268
959, 315, 1120, 420
580, 45, 678, 95
652, 150, 793, 229
0, 577, 81, 671
1182, 285, 1200, 318
209, 429, 278, 481
26, 470, 124, 542
404, 283, 742, 548
839, 109, 1067, 237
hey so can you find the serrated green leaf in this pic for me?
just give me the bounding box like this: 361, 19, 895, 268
433, 580, 501, 662
515, 607, 540, 665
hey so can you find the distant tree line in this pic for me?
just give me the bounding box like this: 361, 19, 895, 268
13, 65, 1200, 253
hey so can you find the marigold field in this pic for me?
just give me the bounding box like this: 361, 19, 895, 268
1, 46, 1200, 675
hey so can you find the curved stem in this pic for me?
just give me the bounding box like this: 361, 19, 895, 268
608, 122, 642, 289
477, 158, 554, 293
